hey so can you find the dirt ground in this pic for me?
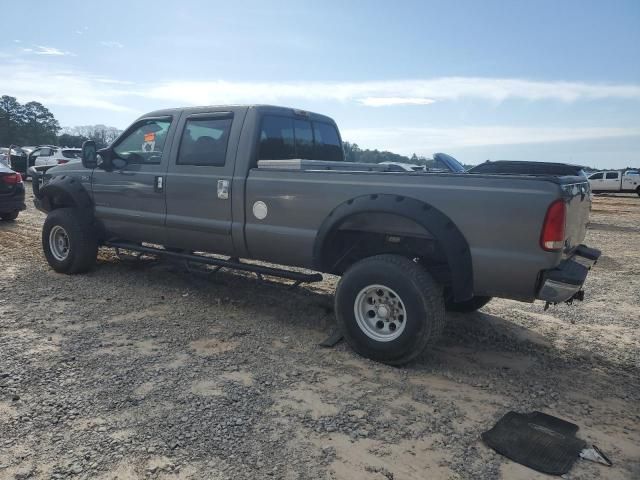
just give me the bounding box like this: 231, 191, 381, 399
1, 188, 638, 480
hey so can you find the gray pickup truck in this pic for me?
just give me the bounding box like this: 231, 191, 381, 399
32, 105, 600, 365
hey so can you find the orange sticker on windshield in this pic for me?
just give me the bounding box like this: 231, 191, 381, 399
144, 132, 155, 142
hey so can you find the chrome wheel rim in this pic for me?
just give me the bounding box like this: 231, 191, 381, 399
354, 284, 407, 342
49, 225, 70, 261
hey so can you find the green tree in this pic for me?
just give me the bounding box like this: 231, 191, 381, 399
0, 95, 24, 145
58, 133, 88, 148
20, 101, 60, 145
0, 95, 61, 145
63, 125, 121, 148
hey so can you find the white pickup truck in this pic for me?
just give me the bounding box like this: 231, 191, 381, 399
588, 170, 640, 196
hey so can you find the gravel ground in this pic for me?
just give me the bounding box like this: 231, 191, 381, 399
0, 188, 638, 480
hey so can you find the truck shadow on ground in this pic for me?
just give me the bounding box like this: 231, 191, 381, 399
91, 253, 635, 378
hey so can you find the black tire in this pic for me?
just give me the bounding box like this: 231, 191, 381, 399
636, 186, 640, 198
1, 211, 19, 221
335, 254, 445, 365
445, 295, 492, 313
42, 208, 98, 274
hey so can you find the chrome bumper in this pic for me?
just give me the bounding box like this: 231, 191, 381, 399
537, 245, 601, 303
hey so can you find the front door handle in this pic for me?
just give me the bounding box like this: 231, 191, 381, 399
155, 176, 164, 193
217, 179, 229, 200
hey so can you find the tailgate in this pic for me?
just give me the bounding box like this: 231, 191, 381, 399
560, 178, 591, 252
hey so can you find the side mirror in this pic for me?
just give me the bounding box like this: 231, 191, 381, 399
81, 141, 97, 169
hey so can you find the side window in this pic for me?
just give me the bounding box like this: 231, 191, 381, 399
589, 173, 603, 180
605, 172, 619, 179
178, 116, 233, 166
39, 148, 53, 157
113, 118, 172, 164
258, 115, 295, 160
313, 122, 343, 161
294, 119, 314, 159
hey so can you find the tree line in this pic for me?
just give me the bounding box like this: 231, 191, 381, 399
0, 95, 121, 149
2, 94, 478, 168
344, 142, 475, 169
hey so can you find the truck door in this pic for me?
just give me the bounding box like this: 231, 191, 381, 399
603, 171, 620, 190
588, 172, 604, 191
622, 171, 639, 192
91, 116, 177, 245
164, 111, 242, 255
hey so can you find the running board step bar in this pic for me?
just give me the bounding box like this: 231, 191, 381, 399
104, 241, 323, 284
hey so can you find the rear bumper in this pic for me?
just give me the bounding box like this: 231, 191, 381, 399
536, 245, 601, 303
0, 195, 26, 213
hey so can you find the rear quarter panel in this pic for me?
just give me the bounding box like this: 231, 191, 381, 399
244, 170, 564, 301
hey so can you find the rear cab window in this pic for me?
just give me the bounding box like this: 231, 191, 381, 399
258, 114, 343, 162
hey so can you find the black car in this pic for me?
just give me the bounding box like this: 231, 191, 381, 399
467, 160, 588, 177
0, 163, 26, 221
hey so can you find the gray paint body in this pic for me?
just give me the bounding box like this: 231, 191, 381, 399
37, 105, 593, 302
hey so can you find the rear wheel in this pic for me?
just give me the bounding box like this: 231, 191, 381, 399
1, 211, 19, 221
445, 295, 492, 313
335, 254, 445, 365
42, 208, 98, 274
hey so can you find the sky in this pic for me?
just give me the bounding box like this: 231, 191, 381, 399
1, 0, 639, 168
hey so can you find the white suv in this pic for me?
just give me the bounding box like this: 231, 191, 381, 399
30, 147, 82, 169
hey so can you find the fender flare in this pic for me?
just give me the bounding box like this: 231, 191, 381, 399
312, 194, 473, 302
38, 175, 93, 212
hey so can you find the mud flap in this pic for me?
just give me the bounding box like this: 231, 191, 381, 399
319, 328, 344, 348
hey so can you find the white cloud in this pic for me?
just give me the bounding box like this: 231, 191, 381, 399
144, 77, 640, 106
358, 97, 435, 107
1, 60, 638, 153
20, 45, 75, 56
100, 41, 124, 48
0, 62, 133, 112
341, 126, 640, 155
35, 45, 72, 56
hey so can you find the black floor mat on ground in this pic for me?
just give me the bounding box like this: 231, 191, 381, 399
482, 411, 586, 475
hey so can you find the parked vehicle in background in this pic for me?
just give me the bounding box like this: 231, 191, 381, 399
0, 163, 26, 221
26, 147, 82, 179
31, 104, 601, 365
379, 162, 425, 172
380, 153, 467, 174
0, 147, 27, 172
427, 153, 467, 173
588, 170, 640, 196
468, 160, 588, 177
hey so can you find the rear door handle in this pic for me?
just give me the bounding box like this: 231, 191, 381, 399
217, 179, 229, 200
155, 176, 164, 193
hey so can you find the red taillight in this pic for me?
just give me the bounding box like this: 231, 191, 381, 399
1, 173, 22, 185
540, 199, 566, 251
58, 159, 69, 164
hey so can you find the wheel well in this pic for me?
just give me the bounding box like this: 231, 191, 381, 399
40, 188, 78, 211
313, 194, 474, 302
38, 176, 92, 213
318, 221, 452, 286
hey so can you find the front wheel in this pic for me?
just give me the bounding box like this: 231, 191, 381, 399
42, 208, 98, 274
335, 254, 445, 365
636, 186, 640, 198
